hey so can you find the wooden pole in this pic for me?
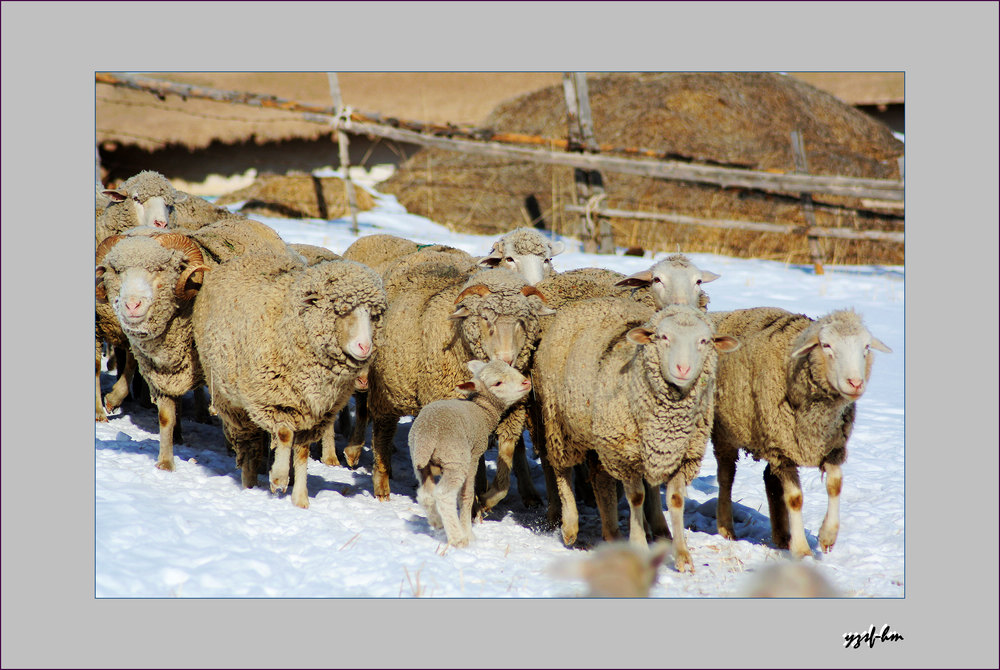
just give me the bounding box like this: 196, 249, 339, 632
328, 73, 359, 235
790, 131, 825, 274
95, 72, 904, 202
564, 73, 613, 253
564, 204, 904, 243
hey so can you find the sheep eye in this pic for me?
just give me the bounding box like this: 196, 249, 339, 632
653, 277, 662, 283
493, 381, 503, 387
544, 258, 552, 264
505, 257, 515, 263
695, 279, 702, 285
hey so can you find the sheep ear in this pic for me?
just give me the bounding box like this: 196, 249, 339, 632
870, 337, 893, 354
478, 255, 502, 268
456, 381, 476, 393
449, 305, 473, 320
615, 269, 653, 289
467, 360, 487, 375
534, 304, 556, 316
700, 270, 721, 284
302, 290, 320, 308
626, 327, 655, 344
713, 335, 740, 352
102, 189, 128, 203
549, 240, 565, 256
173, 191, 188, 203
791, 334, 820, 360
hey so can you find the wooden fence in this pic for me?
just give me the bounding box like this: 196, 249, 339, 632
96, 72, 904, 262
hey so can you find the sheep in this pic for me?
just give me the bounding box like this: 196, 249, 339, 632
409, 359, 533, 546
367, 258, 554, 504
192, 254, 386, 508
96, 170, 188, 244
342, 233, 472, 274
613, 253, 717, 311
709, 307, 892, 558
527, 254, 718, 522
95, 219, 303, 469
171, 193, 241, 231
533, 298, 739, 572
478, 226, 565, 285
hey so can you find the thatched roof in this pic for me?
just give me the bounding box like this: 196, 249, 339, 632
96, 72, 563, 152
789, 72, 904, 107
213, 174, 376, 220
379, 72, 905, 265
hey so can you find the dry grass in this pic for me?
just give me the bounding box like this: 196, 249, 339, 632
214, 173, 376, 219
380, 73, 905, 265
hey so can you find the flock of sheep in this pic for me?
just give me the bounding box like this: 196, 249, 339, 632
95, 170, 892, 576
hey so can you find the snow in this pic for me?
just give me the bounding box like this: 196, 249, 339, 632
95, 181, 904, 598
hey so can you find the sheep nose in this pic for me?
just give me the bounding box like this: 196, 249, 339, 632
153, 219, 168, 228
356, 341, 371, 356
125, 299, 141, 314
846, 378, 863, 391
522, 379, 531, 390
675, 364, 690, 378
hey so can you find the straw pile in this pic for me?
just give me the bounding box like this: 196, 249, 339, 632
214, 173, 375, 220
380, 72, 904, 265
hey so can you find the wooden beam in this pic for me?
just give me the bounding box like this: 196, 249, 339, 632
327, 73, 359, 235
564, 205, 904, 243
791, 130, 826, 274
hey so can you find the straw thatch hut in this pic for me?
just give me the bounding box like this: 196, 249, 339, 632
379, 72, 904, 265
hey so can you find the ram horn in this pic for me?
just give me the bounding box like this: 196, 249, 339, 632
95, 234, 126, 264
454, 284, 492, 304
520, 285, 549, 303
153, 233, 209, 300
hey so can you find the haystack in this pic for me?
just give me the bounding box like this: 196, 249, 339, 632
214, 174, 376, 220
380, 73, 904, 265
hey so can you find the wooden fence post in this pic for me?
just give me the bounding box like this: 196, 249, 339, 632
328, 73, 359, 235
563, 73, 613, 253
790, 130, 825, 274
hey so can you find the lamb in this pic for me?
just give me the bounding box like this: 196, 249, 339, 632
478, 226, 565, 285
613, 253, 717, 311
192, 254, 386, 508
709, 307, 892, 558
409, 360, 533, 546
95, 219, 303, 469
367, 258, 554, 504
533, 299, 739, 572
550, 540, 672, 597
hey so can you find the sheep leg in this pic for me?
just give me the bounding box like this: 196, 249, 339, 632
290, 442, 310, 508
666, 474, 693, 573
371, 415, 398, 501
481, 435, 516, 511
474, 455, 488, 497
769, 464, 812, 559
104, 349, 137, 413
343, 391, 368, 468
269, 425, 294, 495
591, 466, 622, 542
553, 465, 579, 546
235, 437, 261, 489
320, 421, 341, 467
155, 396, 177, 471
460, 459, 478, 539
818, 463, 842, 553
416, 466, 443, 528
643, 481, 671, 540
715, 445, 738, 540
763, 464, 790, 549
539, 452, 562, 527
512, 436, 543, 508
435, 467, 468, 547
621, 476, 649, 550
96, 358, 109, 422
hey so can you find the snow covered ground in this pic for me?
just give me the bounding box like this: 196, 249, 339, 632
95, 181, 904, 598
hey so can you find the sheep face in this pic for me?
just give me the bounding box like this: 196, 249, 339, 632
103, 170, 187, 229
479, 228, 565, 285
628, 308, 739, 391
450, 283, 554, 368
295, 262, 386, 368
99, 240, 186, 340
616, 254, 719, 308
463, 359, 533, 407
791, 314, 892, 401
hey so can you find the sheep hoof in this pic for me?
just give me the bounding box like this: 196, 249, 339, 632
718, 526, 736, 541
520, 490, 543, 509
561, 527, 578, 547
156, 459, 175, 472
674, 550, 694, 574
449, 536, 470, 548
270, 477, 288, 494
292, 493, 309, 509
818, 525, 838, 553
344, 445, 362, 468
97, 412, 109, 423
321, 454, 341, 467
372, 472, 391, 501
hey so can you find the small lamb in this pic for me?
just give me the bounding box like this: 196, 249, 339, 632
408, 360, 533, 547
